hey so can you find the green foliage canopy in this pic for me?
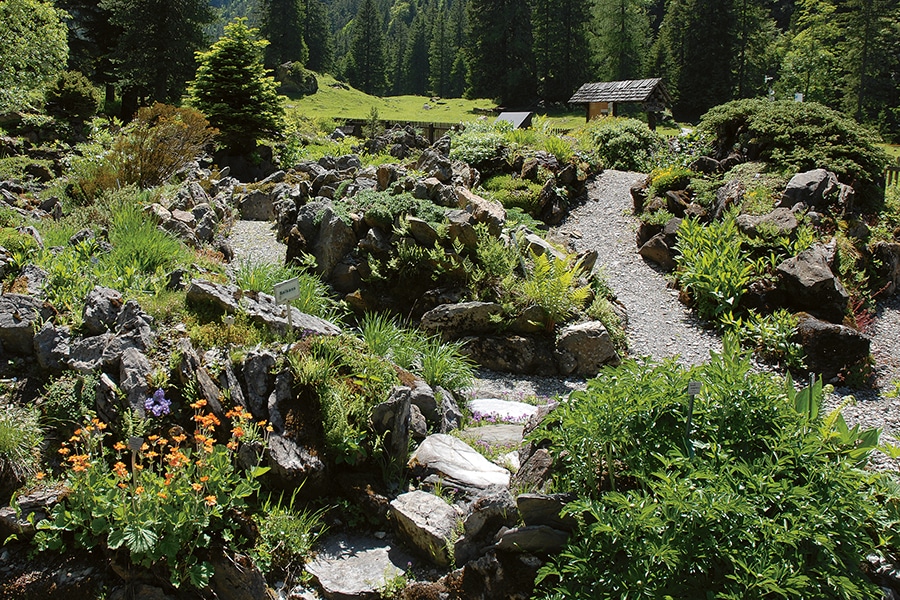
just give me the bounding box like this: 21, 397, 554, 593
188, 18, 285, 153
0, 0, 69, 112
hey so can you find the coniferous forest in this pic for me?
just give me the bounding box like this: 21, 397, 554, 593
2, 0, 898, 138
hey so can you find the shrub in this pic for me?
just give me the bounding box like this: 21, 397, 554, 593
449, 120, 510, 165
481, 174, 544, 214
648, 165, 694, 197
698, 99, 888, 188
341, 189, 446, 229
0, 227, 39, 255
250, 491, 327, 577
521, 251, 590, 331
585, 117, 664, 172
40, 372, 96, 431
33, 408, 270, 589
720, 308, 805, 371
542, 136, 574, 165
536, 338, 894, 599
0, 403, 42, 502
44, 71, 101, 120
112, 103, 218, 189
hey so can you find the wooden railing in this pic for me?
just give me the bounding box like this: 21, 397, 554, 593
340, 119, 461, 144
887, 162, 900, 187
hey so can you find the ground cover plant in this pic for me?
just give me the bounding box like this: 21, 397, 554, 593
535, 337, 900, 599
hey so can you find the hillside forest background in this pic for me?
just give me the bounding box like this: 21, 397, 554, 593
3, 0, 900, 140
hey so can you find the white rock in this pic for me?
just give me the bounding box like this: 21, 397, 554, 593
409, 434, 510, 489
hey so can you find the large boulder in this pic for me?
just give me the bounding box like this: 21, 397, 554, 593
420, 302, 503, 337
390, 490, 460, 566
870, 242, 900, 296
82, 286, 124, 335
736, 207, 798, 238
776, 244, 849, 322
456, 187, 506, 236
0, 294, 53, 355
311, 206, 357, 280
306, 534, 414, 600
409, 434, 510, 491
779, 169, 840, 210
793, 312, 871, 382
555, 321, 621, 376
463, 335, 557, 375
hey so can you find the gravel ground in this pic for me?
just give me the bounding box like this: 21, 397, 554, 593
470, 170, 900, 464
224, 177, 900, 454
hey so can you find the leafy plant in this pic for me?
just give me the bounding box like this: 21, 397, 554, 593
674, 215, 753, 323
481, 174, 544, 214
535, 337, 895, 600
720, 308, 805, 370
521, 251, 590, 331
33, 407, 270, 589
250, 489, 328, 577
0, 403, 43, 501
648, 165, 694, 197
542, 136, 574, 165
449, 120, 510, 165
40, 372, 97, 431
232, 259, 337, 319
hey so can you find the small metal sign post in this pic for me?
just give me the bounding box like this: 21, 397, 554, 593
685, 381, 702, 459
273, 277, 301, 338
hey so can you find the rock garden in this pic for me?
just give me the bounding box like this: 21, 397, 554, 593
2, 98, 900, 600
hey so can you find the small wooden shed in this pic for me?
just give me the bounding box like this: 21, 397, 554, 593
569, 78, 672, 129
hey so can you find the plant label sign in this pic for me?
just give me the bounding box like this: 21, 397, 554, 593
687, 381, 702, 396
273, 277, 301, 304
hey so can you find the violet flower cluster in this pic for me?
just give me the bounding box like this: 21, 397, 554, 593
144, 388, 171, 417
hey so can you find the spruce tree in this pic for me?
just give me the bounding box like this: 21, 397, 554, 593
346, 0, 387, 95
592, 0, 651, 83
188, 18, 284, 152
429, 3, 453, 97
532, 0, 593, 102
403, 12, 430, 95
466, 0, 536, 105
304, 0, 334, 73
260, 0, 308, 69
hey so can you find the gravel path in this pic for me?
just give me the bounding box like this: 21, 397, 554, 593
223, 181, 900, 449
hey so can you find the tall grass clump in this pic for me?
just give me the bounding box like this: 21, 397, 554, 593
0, 404, 43, 502
233, 260, 338, 320
535, 336, 899, 599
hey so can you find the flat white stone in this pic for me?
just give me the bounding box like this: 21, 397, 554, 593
305, 534, 413, 599
410, 434, 510, 489
468, 398, 539, 423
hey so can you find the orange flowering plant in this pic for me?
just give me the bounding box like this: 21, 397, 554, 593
32, 404, 270, 589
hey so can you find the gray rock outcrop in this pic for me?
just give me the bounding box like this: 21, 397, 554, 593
390, 490, 460, 566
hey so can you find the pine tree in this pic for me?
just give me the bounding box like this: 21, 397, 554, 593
731, 0, 778, 98
188, 18, 284, 152
101, 0, 214, 105
466, 0, 536, 105
429, 3, 453, 96
260, 0, 308, 69
402, 11, 430, 95
592, 0, 651, 83
532, 0, 593, 102
346, 0, 387, 94
303, 0, 334, 73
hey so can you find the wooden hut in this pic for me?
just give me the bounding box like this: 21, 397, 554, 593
569, 78, 672, 129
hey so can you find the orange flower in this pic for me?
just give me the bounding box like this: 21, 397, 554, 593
73, 429, 82, 436
172, 434, 187, 444
113, 441, 127, 452
113, 462, 129, 479
157, 491, 168, 499
204, 495, 217, 506
226, 441, 238, 451
58, 447, 71, 456
140, 443, 149, 452
145, 451, 158, 459
118, 482, 127, 489
35, 472, 45, 481
155, 437, 168, 447
231, 426, 245, 438
95, 420, 107, 430
69, 454, 91, 472
164, 473, 174, 486
266, 425, 274, 432
199, 476, 209, 482
134, 486, 145, 495
69, 434, 81, 443
148, 435, 159, 442
191, 483, 203, 492
190, 399, 207, 410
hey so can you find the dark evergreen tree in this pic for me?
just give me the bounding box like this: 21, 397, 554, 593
531, 0, 592, 101
592, 0, 651, 83
56, 0, 119, 102
466, 0, 536, 105
732, 0, 779, 98
304, 0, 334, 72
653, 0, 735, 120
188, 17, 284, 152
402, 11, 430, 94
346, 0, 387, 94
429, 2, 453, 96
101, 0, 214, 107
260, 0, 308, 68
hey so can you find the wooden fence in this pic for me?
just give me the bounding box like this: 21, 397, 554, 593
340, 119, 460, 144
887, 163, 900, 187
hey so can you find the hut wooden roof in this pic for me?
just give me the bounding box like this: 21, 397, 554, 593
569, 79, 672, 105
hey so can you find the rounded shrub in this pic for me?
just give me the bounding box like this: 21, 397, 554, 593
44, 71, 101, 120
585, 117, 664, 172
698, 99, 888, 188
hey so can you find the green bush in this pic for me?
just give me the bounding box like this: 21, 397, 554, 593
341, 189, 447, 229
648, 165, 694, 197
44, 71, 101, 120
481, 174, 543, 214
449, 120, 510, 165
0, 227, 39, 254
698, 99, 888, 188
585, 117, 664, 172
40, 372, 97, 431
536, 338, 896, 599
521, 251, 590, 331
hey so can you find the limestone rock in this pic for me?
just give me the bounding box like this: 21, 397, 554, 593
209, 550, 270, 600
420, 302, 503, 337
516, 493, 577, 532
495, 525, 569, 554
870, 242, 900, 296
511, 448, 554, 492
780, 169, 840, 210
390, 490, 459, 566
0, 294, 53, 355
238, 188, 276, 221
457, 187, 506, 236
266, 434, 328, 491
306, 534, 414, 600
467, 399, 538, 423
736, 207, 798, 238
119, 348, 152, 415
369, 386, 412, 462
463, 335, 557, 375
555, 321, 620, 375
410, 434, 511, 490
33, 321, 70, 372
82, 286, 124, 335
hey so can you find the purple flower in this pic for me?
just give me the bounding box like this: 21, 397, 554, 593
144, 388, 171, 417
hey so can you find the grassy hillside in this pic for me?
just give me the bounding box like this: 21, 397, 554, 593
283, 74, 586, 129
